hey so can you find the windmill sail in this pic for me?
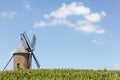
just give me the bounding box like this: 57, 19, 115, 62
3, 56, 13, 71
21, 36, 28, 49
32, 52, 40, 68
20, 32, 40, 69
31, 34, 36, 51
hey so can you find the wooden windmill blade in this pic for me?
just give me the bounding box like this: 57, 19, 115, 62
20, 34, 30, 51
31, 34, 36, 51
20, 31, 40, 68
3, 56, 13, 71
32, 52, 40, 68
23, 32, 33, 51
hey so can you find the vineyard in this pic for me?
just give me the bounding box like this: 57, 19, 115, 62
1, 69, 120, 80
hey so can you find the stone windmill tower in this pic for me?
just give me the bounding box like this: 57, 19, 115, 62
13, 42, 30, 70
3, 32, 40, 71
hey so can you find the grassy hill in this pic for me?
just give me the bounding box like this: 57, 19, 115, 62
0, 69, 120, 80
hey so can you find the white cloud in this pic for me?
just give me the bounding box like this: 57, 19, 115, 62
84, 13, 101, 22
33, 21, 47, 28
33, 2, 106, 34
101, 11, 106, 16
0, 11, 17, 19
76, 20, 105, 34
49, 19, 73, 27
92, 39, 98, 44
24, 1, 31, 11
84, 11, 106, 22
77, 25, 103, 34
33, 19, 75, 28
45, 2, 90, 19
91, 39, 104, 45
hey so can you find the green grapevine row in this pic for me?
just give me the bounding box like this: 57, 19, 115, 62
0, 69, 120, 80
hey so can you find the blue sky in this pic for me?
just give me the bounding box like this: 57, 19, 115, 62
0, 0, 120, 70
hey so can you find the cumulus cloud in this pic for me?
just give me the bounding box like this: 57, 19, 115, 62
33, 21, 47, 28
24, 1, 31, 11
0, 11, 17, 19
33, 2, 106, 34
85, 13, 102, 22
84, 11, 106, 22
76, 20, 105, 34
44, 2, 90, 19
76, 25, 104, 34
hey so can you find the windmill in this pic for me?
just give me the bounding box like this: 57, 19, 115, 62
3, 32, 40, 71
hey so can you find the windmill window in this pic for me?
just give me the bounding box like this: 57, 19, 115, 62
17, 63, 20, 69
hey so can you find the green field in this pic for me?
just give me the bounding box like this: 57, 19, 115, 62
1, 69, 120, 80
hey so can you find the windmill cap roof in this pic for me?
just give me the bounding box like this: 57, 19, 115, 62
14, 42, 28, 53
